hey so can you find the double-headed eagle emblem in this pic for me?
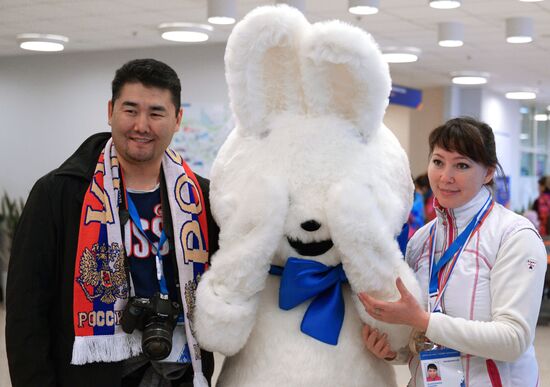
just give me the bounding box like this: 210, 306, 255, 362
77, 242, 128, 304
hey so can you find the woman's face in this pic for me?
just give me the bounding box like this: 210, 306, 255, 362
428, 146, 495, 209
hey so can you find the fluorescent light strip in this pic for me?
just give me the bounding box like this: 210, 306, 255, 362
505, 91, 536, 100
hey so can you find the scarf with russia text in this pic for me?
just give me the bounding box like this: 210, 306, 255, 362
71, 138, 210, 387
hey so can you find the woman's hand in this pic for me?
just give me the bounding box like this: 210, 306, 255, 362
362, 324, 397, 360
358, 277, 430, 332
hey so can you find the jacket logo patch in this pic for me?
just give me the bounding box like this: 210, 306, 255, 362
527, 258, 537, 271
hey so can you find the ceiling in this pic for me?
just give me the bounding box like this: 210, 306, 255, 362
1, 0, 550, 106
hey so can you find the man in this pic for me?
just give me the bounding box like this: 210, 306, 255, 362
6, 58, 218, 387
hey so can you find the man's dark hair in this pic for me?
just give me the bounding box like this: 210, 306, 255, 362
427, 363, 438, 371
111, 58, 181, 115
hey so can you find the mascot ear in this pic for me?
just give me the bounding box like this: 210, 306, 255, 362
301, 21, 391, 140
225, 5, 309, 137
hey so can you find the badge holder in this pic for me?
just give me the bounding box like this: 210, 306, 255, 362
420, 347, 465, 387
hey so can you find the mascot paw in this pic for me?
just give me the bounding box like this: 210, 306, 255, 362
194, 271, 259, 356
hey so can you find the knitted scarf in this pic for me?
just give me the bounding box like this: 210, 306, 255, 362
71, 139, 209, 387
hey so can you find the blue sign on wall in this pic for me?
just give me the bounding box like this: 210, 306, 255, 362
389, 84, 422, 109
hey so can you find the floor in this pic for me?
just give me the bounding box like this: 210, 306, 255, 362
1, 302, 549, 387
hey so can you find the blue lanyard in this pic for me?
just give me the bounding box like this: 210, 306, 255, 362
428, 194, 493, 312
126, 193, 169, 296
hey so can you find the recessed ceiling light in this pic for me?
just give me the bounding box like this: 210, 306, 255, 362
535, 114, 549, 121
452, 76, 487, 85
383, 53, 418, 63
16, 33, 68, 52
429, 0, 461, 9
348, 0, 380, 15
158, 23, 213, 43
382, 47, 420, 63
507, 36, 533, 43
438, 22, 464, 47
451, 71, 489, 85
506, 17, 534, 44
505, 91, 536, 100
207, 0, 236, 25
207, 16, 236, 25
439, 40, 463, 47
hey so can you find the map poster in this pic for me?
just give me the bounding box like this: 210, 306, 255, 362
171, 103, 234, 177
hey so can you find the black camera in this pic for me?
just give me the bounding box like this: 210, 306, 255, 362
121, 292, 182, 360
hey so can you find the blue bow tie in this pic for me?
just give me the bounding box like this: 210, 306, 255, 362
269, 257, 348, 345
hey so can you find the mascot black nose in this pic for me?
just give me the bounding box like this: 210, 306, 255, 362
301, 220, 321, 232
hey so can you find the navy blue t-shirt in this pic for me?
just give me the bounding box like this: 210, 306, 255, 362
124, 187, 178, 301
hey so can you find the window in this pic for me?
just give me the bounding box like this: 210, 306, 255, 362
520, 105, 550, 176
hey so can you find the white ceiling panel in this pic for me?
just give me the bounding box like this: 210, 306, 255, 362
0, 0, 549, 104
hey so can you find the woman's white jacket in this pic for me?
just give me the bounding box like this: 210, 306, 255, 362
406, 187, 546, 387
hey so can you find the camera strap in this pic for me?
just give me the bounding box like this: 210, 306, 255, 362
126, 192, 169, 297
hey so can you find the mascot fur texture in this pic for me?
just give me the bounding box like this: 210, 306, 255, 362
194, 5, 421, 387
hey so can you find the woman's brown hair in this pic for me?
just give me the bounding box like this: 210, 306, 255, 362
428, 116, 504, 185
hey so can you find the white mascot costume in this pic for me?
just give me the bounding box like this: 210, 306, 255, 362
194, 5, 421, 387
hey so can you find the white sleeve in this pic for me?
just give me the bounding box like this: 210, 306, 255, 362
425, 228, 547, 362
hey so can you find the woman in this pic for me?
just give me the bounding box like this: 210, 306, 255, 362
359, 117, 546, 386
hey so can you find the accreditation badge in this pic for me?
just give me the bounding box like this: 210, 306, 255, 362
420, 348, 465, 387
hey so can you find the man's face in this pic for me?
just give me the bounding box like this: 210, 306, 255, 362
108, 82, 182, 169
428, 368, 438, 379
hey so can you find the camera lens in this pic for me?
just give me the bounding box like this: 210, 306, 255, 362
142, 319, 173, 360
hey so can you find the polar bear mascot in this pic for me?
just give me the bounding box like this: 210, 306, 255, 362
194, 5, 421, 387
